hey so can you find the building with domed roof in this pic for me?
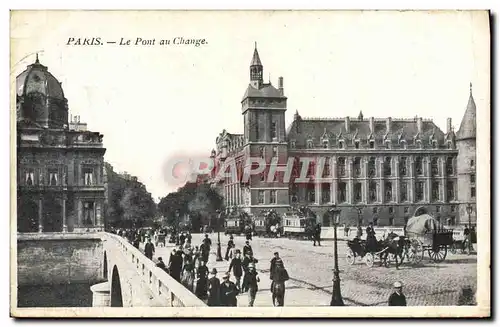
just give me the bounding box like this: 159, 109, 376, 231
16, 55, 107, 233
209, 45, 477, 227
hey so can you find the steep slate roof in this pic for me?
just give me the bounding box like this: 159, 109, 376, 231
242, 83, 286, 100
250, 47, 262, 66
456, 87, 476, 140
286, 117, 445, 148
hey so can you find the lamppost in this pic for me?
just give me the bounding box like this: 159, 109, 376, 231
175, 210, 180, 246
466, 203, 473, 254
215, 209, 223, 261
329, 205, 344, 306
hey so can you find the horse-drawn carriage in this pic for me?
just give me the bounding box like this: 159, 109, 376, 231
254, 209, 282, 237
405, 214, 454, 263
345, 232, 405, 268
449, 226, 477, 255
224, 210, 253, 236
282, 206, 316, 240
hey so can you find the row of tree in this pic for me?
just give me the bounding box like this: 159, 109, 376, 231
104, 162, 157, 229
157, 181, 223, 232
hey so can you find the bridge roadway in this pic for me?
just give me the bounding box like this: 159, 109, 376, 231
147, 233, 477, 307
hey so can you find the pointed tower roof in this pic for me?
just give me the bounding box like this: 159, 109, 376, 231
250, 42, 262, 66
456, 83, 476, 140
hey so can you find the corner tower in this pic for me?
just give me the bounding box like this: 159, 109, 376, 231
456, 83, 477, 225
241, 44, 289, 213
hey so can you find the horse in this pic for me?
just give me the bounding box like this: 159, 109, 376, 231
378, 232, 406, 269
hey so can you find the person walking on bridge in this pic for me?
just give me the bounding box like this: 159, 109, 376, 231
195, 259, 209, 300
207, 268, 220, 306
168, 247, 183, 283
220, 272, 239, 306
144, 238, 155, 260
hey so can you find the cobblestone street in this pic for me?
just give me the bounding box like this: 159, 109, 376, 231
151, 233, 477, 307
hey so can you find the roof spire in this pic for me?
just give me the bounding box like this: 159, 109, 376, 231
35, 52, 39, 64
470, 82, 472, 96
250, 43, 262, 66
255, 41, 257, 50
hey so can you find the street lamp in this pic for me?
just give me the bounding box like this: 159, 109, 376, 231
175, 210, 180, 246
215, 209, 223, 261
329, 205, 344, 306
466, 203, 473, 254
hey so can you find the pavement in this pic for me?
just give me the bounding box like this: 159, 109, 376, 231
142, 233, 477, 307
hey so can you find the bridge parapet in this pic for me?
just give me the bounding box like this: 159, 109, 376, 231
102, 232, 206, 307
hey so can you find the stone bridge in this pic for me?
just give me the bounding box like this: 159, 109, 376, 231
17, 232, 206, 308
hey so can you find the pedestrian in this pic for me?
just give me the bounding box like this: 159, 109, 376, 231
179, 232, 186, 249
133, 234, 140, 249
344, 224, 350, 237
270, 258, 289, 306
156, 257, 167, 272
219, 272, 239, 307
313, 223, 322, 246
168, 247, 183, 283
207, 268, 221, 306
144, 238, 155, 260
247, 262, 260, 307
357, 225, 363, 239
228, 250, 243, 290
195, 259, 209, 300
241, 252, 258, 293
225, 235, 235, 261
388, 281, 407, 306
269, 252, 280, 280
243, 240, 253, 257
181, 248, 195, 292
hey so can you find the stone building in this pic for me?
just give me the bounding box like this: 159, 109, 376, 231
209, 46, 477, 226
16, 55, 106, 233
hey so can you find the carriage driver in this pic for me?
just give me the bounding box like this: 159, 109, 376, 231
366, 222, 378, 251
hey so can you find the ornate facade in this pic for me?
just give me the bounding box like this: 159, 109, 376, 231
210, 46, 477, 226
16, 55, 107, 233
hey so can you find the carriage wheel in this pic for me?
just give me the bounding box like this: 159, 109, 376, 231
346, 248, 356, 265
365, 253, 374, 268
409, 239, 424, 264
428, 246, 447, 263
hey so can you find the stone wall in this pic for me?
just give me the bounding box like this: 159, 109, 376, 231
17, 233, 105, 286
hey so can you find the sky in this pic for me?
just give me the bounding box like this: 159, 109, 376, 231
10, 10, 490, 201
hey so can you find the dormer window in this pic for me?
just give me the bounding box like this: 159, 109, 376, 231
369, 140, 375, 149
432, 140, 438, 149
400, 140, 407, 149
354, 140, 360, 149
290, 140, 296, 149
447, 141, 453, 149
338, 140, 344, 149
322, 139, 329, 148
83, 167, 94, 186
416, 140, 423, 149
307, 139, 313, 149
385, 140, 391, 149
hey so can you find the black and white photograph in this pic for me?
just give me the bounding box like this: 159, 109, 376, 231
10, 10, 490, 318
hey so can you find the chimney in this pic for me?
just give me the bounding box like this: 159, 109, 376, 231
386, 117, 392, 133
417, 117, 423, 133
345, 117, 351, 133
278, 77, 284, 96
447, 118, 452, 134
369, 117, 375, 133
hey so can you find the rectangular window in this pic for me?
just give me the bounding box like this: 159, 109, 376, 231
308, 185, 315, 203
470, 159, 475, 167
322, 183, 330, 203
369, 182, 377, 202
270, 190, 277, 204
354, 157, 361, 177
83, 167, 94, 186
48, 169, 58, 186
447, 181, 454, 201
258, 191, 264, 204
355, 141, 360, 149
389, 217, 394, 225
323, 159, 330, 177
404, 207, 409, 214
83, 201, 95, 226
416, 181, 424, 201
432, 182, 440, 202
272, 146, 278, 158
436, 206, 441, 213
385, 182, 392, 202
401, 182, 408, 202
384, 157, 392, 176
451, 205, 456, 213
431, 157, 439, 176
290, 140, 296, 149
446, 157, 454, 175
470, 174, 475, 183
354, 183, 362, 202
373, 207, 378, 214
400, 157, 407, 176
338, 182, 347, 203
389, 207, 394, 214
471, 187, 476, 198
416, 157, 423, 175
369, 140, 375, 149
368, 157, 376, 177
271, 121, 277, 139
25, 168, 35, 186
338, 157, 346, 177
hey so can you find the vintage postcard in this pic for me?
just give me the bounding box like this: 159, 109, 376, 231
10, 10, 490, 318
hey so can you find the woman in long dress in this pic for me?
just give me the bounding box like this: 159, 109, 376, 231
181, 249, 195, 292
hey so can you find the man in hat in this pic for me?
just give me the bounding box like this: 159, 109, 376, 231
247, 262, 260, 307
243, 240, 253, 257
269, 252, 281, 280
168, 246, 184, 282
201, 234, 212, 263
156, 257, 167, 272
228, 249, 243, 290
270, 258, 288, 306
144, 238, 155, 260
225, 235, 235, 261
219, 272, 239, 307
207, 268, 220, 306
241, 252, 258, 293
388, 281, 407, 306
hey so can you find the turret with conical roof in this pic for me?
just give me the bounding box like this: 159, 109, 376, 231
456, 83, 476, 140
249, 42, 263, 89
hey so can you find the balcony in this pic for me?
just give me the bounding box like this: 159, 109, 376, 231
18, 130, 104, 149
